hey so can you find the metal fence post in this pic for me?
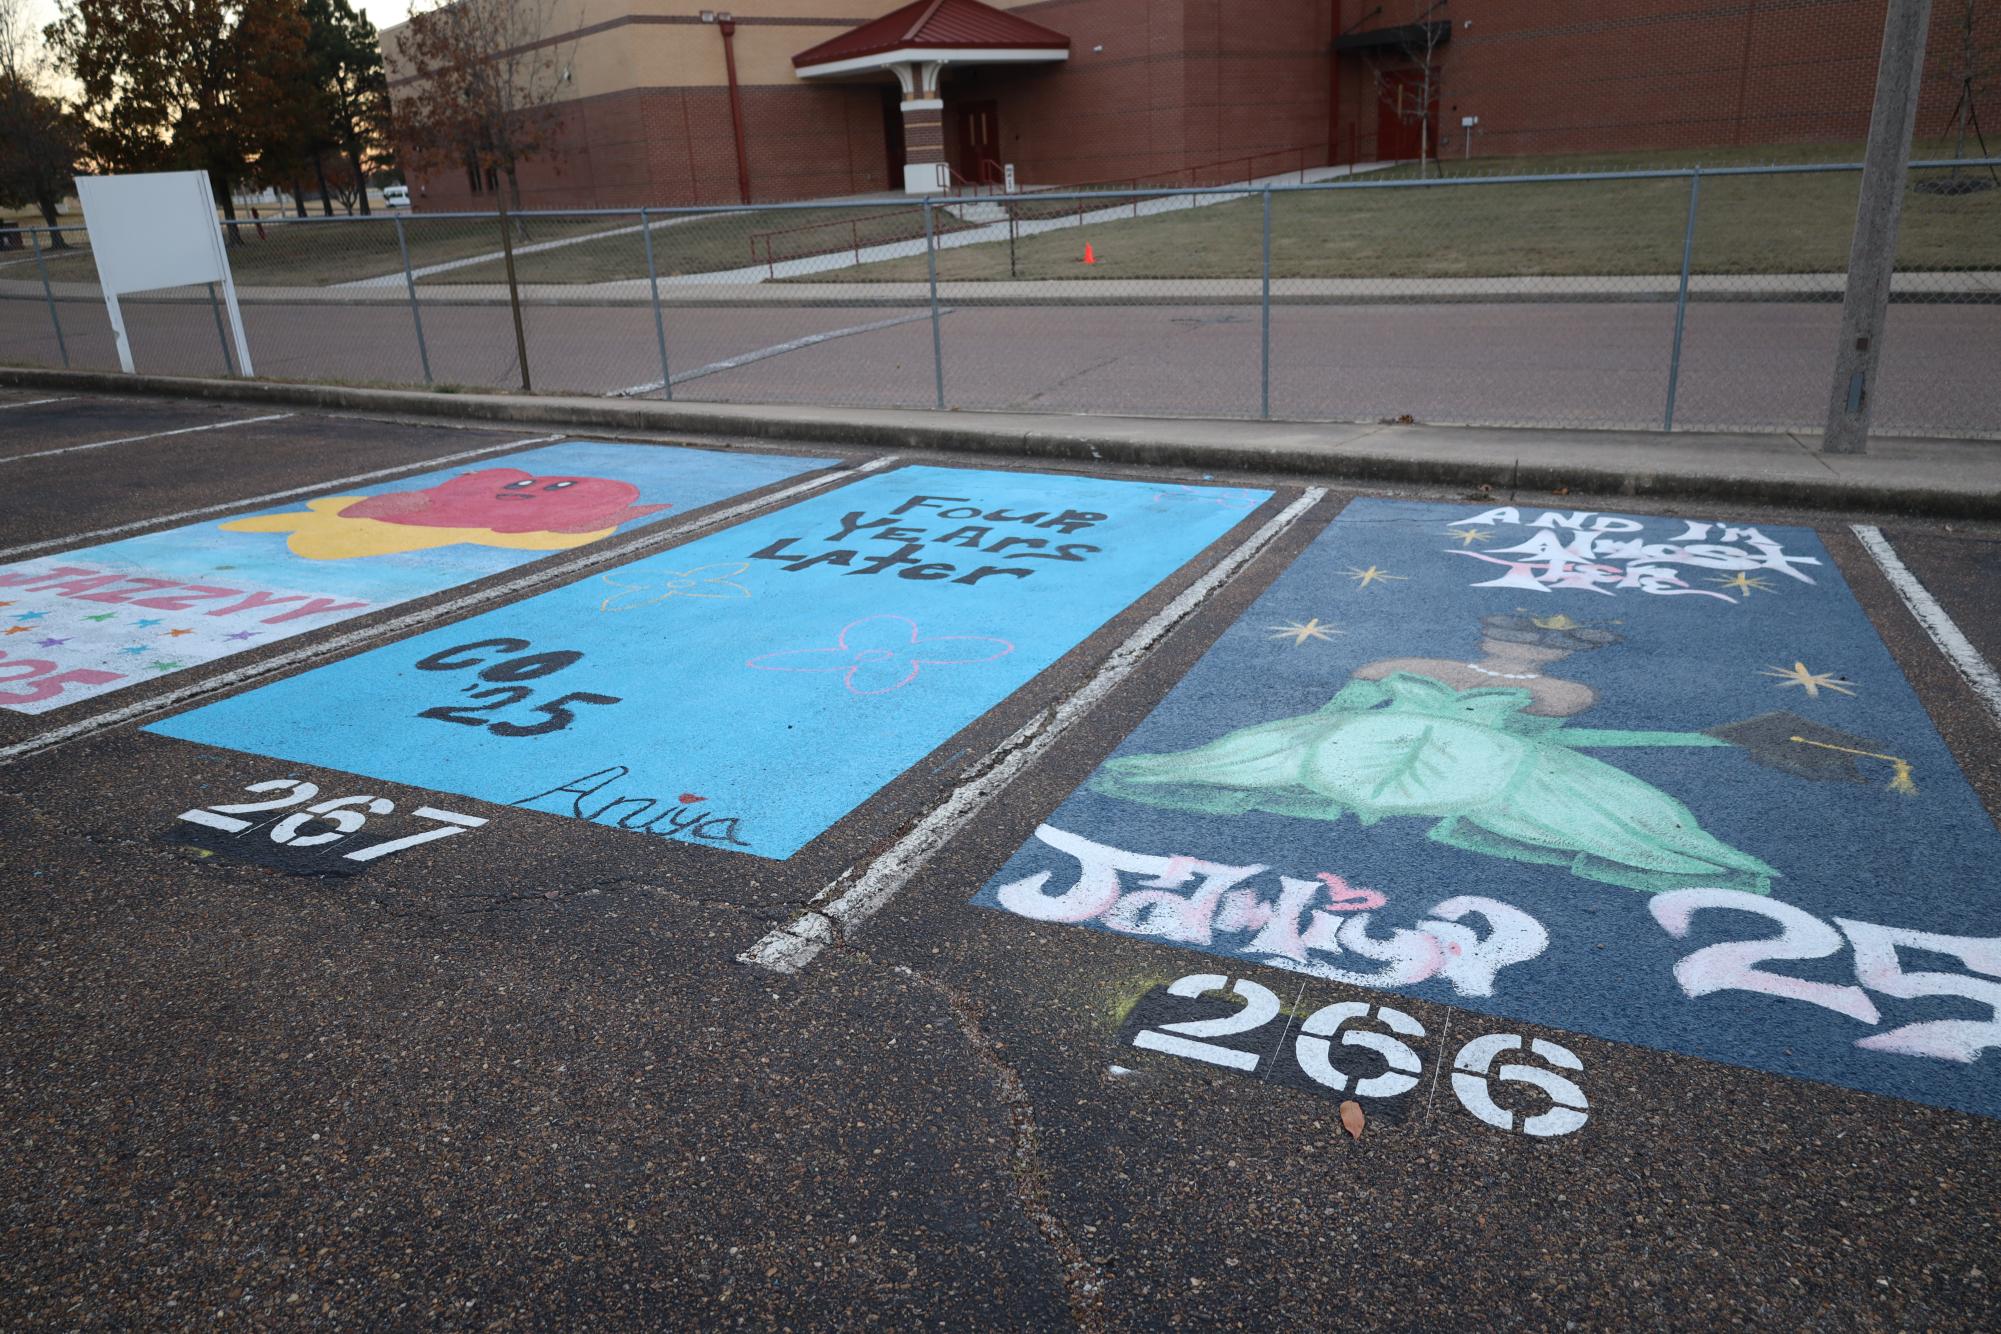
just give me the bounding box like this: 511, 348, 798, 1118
640, 208, 673, 400
29, 227, 68, 369
394, 214, 432, 385
1663, 167, 1701, 432
924, 199, 945, 410
206, 282, 236, 375
1260, 187, 1273, 421
497, 195, 531, 393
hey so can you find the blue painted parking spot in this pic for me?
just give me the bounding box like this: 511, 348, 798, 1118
973, 497, 2001, 1120
0, 441, 831, 713
148, 468, 1273, 860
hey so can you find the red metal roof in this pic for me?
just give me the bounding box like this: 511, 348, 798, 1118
793, 0, 1070, 68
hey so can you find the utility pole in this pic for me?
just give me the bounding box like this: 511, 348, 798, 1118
1821, 0, 1932, 456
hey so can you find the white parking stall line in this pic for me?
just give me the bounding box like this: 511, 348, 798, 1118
609, 310, 946, 398
0, 413, 296, 465
0, 396, 80, 410
0, 455, 898, 767
740, 486, 1330, 975
0, 434, 564, 561
1853, 523, 2001, 730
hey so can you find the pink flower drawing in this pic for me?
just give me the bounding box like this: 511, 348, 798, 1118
747, 614, 1014, 695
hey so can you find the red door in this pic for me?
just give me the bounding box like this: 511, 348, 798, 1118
1376, 70, 1434, 161
954, 101, 1001, 183
881, 85, 906, 184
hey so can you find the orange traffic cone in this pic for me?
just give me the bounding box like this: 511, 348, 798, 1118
1082, 243, 1096, 265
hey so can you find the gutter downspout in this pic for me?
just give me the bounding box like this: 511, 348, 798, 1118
1329, 1, 1342, 165
719, 16, 753, 204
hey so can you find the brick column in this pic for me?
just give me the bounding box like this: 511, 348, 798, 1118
893, 60, 949, 193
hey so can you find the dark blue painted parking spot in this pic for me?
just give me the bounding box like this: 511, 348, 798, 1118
972, 497, 2001, 1120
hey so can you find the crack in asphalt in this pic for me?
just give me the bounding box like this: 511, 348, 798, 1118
920, 971, 1108, 1333
806, 938, 1109, 1331
10, 775, 1107, 1321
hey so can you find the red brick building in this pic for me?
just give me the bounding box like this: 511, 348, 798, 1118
383, 0, 1984, 210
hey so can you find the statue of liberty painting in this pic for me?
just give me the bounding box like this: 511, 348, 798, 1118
1091, 614, 1901, 895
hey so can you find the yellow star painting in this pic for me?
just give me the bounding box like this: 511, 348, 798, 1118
1345, 565, 1408, 589
1709, 572, 1776, 597
1268, 618, 1343, 645
1760, 661, 1857, 698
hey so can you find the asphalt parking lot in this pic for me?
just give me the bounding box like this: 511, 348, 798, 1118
2, 388, 1998, 1327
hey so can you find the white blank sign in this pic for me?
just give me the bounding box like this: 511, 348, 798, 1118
74, 171, 254, 376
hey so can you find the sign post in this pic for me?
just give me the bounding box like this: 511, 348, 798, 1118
74, 171, 254, 377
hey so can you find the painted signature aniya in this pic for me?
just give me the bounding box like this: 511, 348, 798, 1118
515, 766, 751, 848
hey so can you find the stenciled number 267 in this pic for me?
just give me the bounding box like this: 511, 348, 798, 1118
414, 639, 619, 738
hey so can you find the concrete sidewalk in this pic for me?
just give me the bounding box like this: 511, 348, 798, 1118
9, 269, 1999, 309
3, 365, 1997, 518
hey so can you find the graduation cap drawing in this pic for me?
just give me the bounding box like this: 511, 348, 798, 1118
1703, 711, 1917, 794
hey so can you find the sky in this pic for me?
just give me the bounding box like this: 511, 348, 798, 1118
20, 0, 414, 56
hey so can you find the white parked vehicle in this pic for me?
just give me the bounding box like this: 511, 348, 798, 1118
382, 185, 412, 209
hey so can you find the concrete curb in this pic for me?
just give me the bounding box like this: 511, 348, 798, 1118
4, 364, 1997, 520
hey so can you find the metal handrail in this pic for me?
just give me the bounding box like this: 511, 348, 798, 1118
1041, 143, 1319, 197
747, 204, 943, 276
740, 144, 1326, 267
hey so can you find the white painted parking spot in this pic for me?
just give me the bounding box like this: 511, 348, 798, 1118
0, 413, 296, 465
1853, 523, 2001, 731
0, 396, 80, 411
610, 310, 946, 398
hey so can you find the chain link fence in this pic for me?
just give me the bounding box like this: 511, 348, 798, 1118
3, 157, 1997, 439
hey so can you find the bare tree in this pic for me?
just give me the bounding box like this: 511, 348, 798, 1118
0, 0, 81, 240
1372, 0, 1448, 178
391, 0, 575, 217
1937, 0, 1998, 184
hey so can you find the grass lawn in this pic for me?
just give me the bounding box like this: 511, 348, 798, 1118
8, 143, 1992, 289
18, 212, 618, 288
8, 203, 966, 289
427, 204, 975, 286
795, 142, 2001, 283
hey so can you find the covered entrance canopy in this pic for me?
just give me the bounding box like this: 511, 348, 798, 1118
793, 0, 1069, 193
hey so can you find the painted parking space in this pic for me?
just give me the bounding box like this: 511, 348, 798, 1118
5, 432, 2000, 1325
0, 395, 275, 461
0, 416, 563, 555
970, 497, 2001, 1121
0, 440, 833, 713
1865, 526, 2001, 738
148, 468, 1275, 860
